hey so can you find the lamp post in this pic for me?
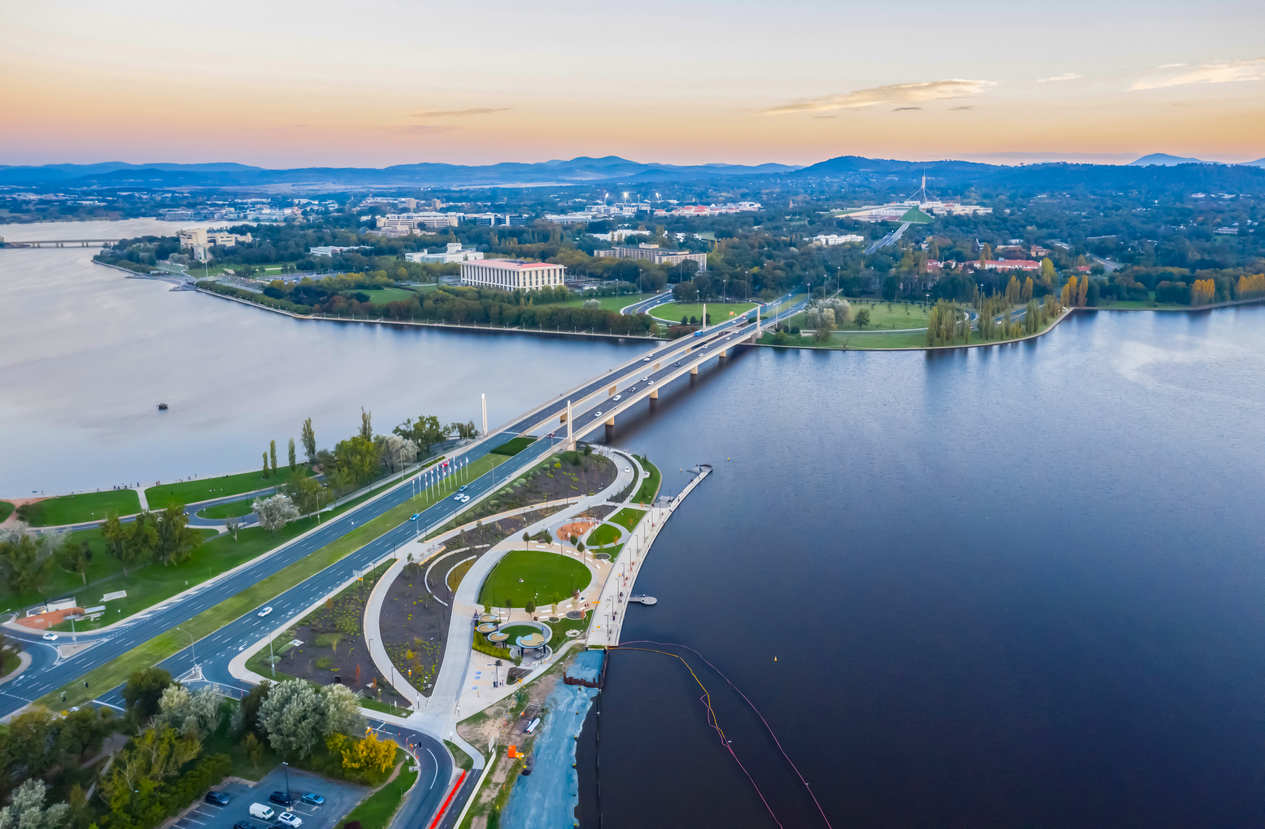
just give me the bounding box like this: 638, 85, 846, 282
282, 761, 290, 797
176, 626, 196, 667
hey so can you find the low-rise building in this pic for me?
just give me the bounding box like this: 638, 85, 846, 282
377, 212, 461, 233
178, 227, 253, 248
405, 243, 484, 264
594, 243, 708, 271
460, 259, 565, 291
309, 245, 370, 257
978, 259, 1040, 271
813, 233, 864, 246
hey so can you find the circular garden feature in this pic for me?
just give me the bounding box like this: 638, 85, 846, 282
478, 549, 591, 609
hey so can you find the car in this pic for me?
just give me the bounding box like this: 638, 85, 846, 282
624, 467, 632, 473
458, 485, 467, 492
460, 494, 471, 503
205, 792, 231, 807
674, 362, 681, 366
249, 804, 276, 821
642, 356, 651, 361
647, 379, 654, 385
613, 394, 622, 401
453, 494, 463, 501
234, 821, 258, 829
257, 607, 273, 618
42, 632, 58, 642
275, 813, 302, 828
410, 513, 420, 521
641, 376, 648, 382
269, 792, 294, 807
593, 411, 602, 418
300, 794, 324, 807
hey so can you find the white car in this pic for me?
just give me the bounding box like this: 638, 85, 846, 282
453, 494, 463, 501
641, 376, 648, 382
42, 632, 58, 642
642, 356, 651, 361
593, 411, 602, 418
276, 813, 302, 829
258, 607, 273, 618
624, 467, 632, 473
613, 394, 622, 401
647, 379, 654, 385
460, 494, 471, 503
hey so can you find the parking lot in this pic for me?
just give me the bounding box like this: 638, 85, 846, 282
175, 766, 368, 829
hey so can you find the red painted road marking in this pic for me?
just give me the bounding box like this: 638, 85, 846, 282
427, 770, 468, 829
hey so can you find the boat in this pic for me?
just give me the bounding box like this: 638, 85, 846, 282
157, 403, 169, 410
629, 594, 657, 606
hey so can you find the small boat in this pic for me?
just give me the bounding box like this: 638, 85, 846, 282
629, 594, 657, 606
157, 403, 169, 410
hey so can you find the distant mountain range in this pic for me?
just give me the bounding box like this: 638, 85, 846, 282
0, 156, 798, 188
1, 153, 1263, 190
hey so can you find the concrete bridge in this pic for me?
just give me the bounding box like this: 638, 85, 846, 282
0, 238, 119, 248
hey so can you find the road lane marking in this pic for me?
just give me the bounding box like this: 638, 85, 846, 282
427, 748, 438, 789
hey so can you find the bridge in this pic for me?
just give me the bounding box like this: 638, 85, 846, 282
0, 238, 119, 248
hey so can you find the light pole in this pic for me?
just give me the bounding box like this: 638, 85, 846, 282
177, 626, 196, 667
282, 761, 290, 796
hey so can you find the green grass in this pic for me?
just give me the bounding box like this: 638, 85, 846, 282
37, 456, 506, 708
19, 490, 141, 526
610, 508, 645, 532
196, 500, 256, 520
650, 301, 756, 324
586, 524, 622, 547
497, 624, 540, 641
546, 616, 589, 650
2, 652, 21, 677
478, 550, 591, 608
146, 466, 312, 509
548, 292, 658, 313
0, 501, 13, 522
759, 330, 929, 349
342, 760, 418, 829
343, 286, 422, 304
490, 437, 535, 457
0, 527, 121, 611
789, 299, 933, 332
592, 543, 623, 560
444, 740, 475, 771
633, 458, 660, 504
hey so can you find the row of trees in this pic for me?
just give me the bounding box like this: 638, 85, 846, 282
101, 505, 203, 574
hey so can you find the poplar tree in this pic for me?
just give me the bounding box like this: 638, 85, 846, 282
301, 417, 317, 463
288, 438, 297, 473
269, 440, 278, 477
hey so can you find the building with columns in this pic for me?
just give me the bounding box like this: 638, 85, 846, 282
460, 259, 565, 291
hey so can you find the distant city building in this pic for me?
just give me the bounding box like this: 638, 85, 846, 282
309, 245, 371, 257
544, 213, 594, 225
377, 212, 460, 234
654, 202, 761, 217
178, 227, 253, 248
978, 259, 1040, 271
813, 233, 864, 246
594, 243, 708, 271
405, 243, 484, 264
590, 229, 651, 243
460, 259, 565, 291
466, 213, 531, 227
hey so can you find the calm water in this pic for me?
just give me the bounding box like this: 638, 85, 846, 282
581, 308, 1265, 828
0, 220, 643, 495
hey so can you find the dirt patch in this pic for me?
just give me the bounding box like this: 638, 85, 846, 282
555, 520, 597, 543
16, 607, 85, 630
457, 651, 571, 750
437, 453, 615, 532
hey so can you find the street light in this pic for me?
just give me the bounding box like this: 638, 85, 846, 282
176, 626, 196, 667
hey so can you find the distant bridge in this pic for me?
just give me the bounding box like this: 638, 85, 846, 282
0, 238, 119, 248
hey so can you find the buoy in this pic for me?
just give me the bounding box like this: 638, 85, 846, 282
774, 656, 777, 661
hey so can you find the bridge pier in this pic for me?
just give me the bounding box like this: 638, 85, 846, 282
649, 389, 658, 400
690, 365, 698, 376
719, 348, 729, 359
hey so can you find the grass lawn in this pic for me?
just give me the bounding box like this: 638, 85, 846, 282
478, 550, 590, 608
546, 616, 589, 650
791, 298, 932, 331
633, 459, 660, 504
38, 456, 506, 709
610, 508, 645, 532
498, 624, 540, 641
196, 500, 256, 520
759, 330, 929, 349
444, 740, 475, 771
650, 301, 756, 324
344, 286, 421, 304
2, 652, 21, 677
490, 436, 535, 457
586, 524, 621, 547
342, 760, 417, 829
19, 490, 141, 526
0, 501, 13, 522
0, 527, 125, 612
1093, 298, 1188, 310
146, 466, 312, 509
548, 292, 658, 313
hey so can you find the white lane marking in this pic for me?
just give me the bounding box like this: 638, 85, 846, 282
427, 748, 438, 789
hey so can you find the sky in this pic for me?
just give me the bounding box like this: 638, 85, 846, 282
2, 0, 1264, 168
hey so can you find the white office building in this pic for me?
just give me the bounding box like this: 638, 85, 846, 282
460, 259, 565, 291
405, 243, 485, 264
813, 233, 865, 246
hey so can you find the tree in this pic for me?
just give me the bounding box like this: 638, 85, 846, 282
854, 308, 871, 330
102, 511, 126, 563
394, 415, 451, 456
56, 706, 114, 759
335, 435, 380, 486
525, 600, 536, 615
287, 474, 327, 516
1040, 258, 1056, 286
380, 435, 418, 472
122, 667, 173, 720
257, 680, 356, 759
243, 732, 265, 769
270, 440, 278, 477
154, 504, 202, 566
262, 452, 270, 480
225, 517, 242, 541
301, 417, 317, 464
239, 680, 272, 735
288, 438, 297, 473
252, 494, 300, 536
0, 779, 71, 829
0, 532, 53, 594
118, 512, 157, 574
359, 407, 373, 441
340, 732, 396, 774
322, 684, 364, 737
98, 726, 200, 818
154, 685, 222, 739
60, 539, 93, 585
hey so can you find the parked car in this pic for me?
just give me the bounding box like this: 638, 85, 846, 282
249, 804, 276, 822
204, 792, 231, 807
257, 607, 273, 618
269, 792, 294, 807
234, 821, 258, 829
300, 793, 324, 807
275, 813, 302, 828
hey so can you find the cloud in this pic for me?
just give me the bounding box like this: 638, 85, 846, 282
393, 124, 455, 135
1158, 63, 1187, 69
762, 79, 996, 115
892, 106, 921, 111
1132, 57, 1265, 90
410, 107, 511, 118
1037, 73, 1081, 83
950, 106, 973, 111
812, 115, 836, 119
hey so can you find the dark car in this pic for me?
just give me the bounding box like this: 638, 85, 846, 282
269, 792, 294, 807
300, 794, 324, 807
205, 792, 231, 807
234, 821, 257, 829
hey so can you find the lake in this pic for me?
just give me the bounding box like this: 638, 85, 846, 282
0, 220, 643, 496
580, 306, 1265, 827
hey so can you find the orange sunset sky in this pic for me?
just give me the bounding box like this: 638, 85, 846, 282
2, 0, 1263, 167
